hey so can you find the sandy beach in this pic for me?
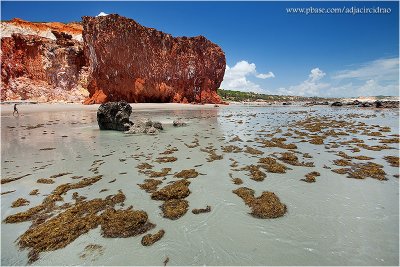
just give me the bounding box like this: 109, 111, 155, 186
0, 102, 223, 115
1, 103, 399, 265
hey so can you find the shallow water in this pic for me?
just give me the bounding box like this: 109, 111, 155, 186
1, 105, 399, 266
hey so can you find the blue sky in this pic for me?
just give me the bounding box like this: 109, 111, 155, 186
1, 1, 399, 97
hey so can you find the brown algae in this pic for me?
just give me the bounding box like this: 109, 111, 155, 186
192, 205, 211, 214
242, 165, 266, 181
258, 157, 287, 173
141, 229, 165, 246
11, 198, 30, 208
155, 156, 177, 163
100, 208, 155, 238
149, 168, 171, 178
37, 178, 55, 184
233, 187, 287, 219
300, 171, 320, 183
279, 152, 314, 167
138, 179, 163, 193
160, 199, 189, 220
384, 156, 400, 167
151, 179, 191, 200
244, 146, 264, 155
29, 189, 39, 195
174, 169, 199, 179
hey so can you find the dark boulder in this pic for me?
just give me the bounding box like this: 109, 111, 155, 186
173, 119, 187, 127
331, 101, 343, 107
360, 102, 373, 107
97, 101, 133, 131
375, 100, 383, 108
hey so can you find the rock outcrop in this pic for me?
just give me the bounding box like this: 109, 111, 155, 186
125, 118, 163, 135
1, 18, 83, 41
97, 101, 133, 131
1, 32, 88, 102
82, 14, 225, 104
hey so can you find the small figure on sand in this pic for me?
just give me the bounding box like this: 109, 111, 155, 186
13, 104, 19, 116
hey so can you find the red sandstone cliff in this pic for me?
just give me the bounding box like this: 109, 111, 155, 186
1, 18, 83, 40
82, 14, 226, 104
1, 31, 88, 102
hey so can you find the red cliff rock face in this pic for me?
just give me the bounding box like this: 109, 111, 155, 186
1, 32, 89, 102
82, 14, 226, 104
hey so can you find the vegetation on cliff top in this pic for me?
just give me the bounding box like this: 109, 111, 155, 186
217, 88, 337, 102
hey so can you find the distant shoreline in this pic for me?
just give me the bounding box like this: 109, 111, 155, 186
1, 99, 399, 116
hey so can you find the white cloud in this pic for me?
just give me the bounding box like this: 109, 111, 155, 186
275, 58, 399, 97
277, 68, 329, 96
97, 12, 109, 17
309, 68, 325, 82
329, 79, 398, 97
256, 72, 275, 79
332, 57, 399, 81
221, 60, 274, 92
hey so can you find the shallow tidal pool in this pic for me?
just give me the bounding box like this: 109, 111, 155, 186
1, 104, 399, 266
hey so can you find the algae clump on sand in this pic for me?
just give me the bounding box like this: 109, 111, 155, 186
233, 187, 287, 219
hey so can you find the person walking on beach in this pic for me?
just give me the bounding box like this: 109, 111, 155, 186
13, 104, 19, 116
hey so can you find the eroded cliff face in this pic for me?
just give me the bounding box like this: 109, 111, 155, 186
1, 18, 83, 41
82, 14, 226, 104
1, 32, 89, 102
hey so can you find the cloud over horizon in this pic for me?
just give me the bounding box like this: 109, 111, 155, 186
221, 60, 274, 93
277, 68, 329, 96
275, 57, 399, 97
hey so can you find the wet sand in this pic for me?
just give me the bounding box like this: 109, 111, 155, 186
1, 103, 399, 265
